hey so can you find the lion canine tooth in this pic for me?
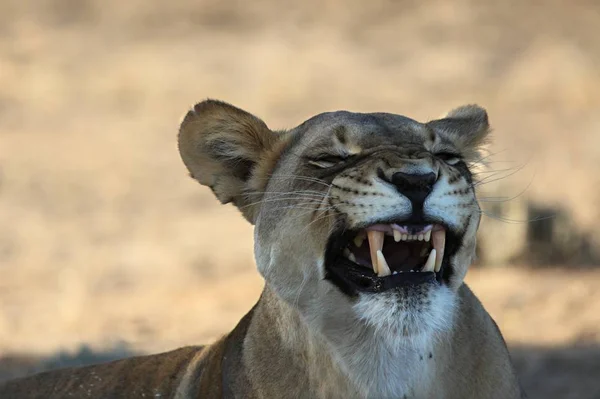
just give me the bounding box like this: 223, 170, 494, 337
376, 250, 391, 277
432, 229, 446, 272
354, 230, 365, 248
367, 230, 385, 274
393, 230, 402, 242
423, 249, 436, 272
349, 252, 357, 263
343, 248, 351, 257
424, 230, 431, 242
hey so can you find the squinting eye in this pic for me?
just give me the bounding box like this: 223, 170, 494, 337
435, 152, 462, 165
308, 155, 346, 169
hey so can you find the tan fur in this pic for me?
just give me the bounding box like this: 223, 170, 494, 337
0, 100, 524, 398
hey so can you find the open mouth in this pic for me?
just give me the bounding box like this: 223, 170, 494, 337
325, 223, 454, 295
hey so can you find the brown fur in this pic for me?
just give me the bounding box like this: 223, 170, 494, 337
0, 100, 524, 398
0, 346, 201, 398
178, 99, 287, 222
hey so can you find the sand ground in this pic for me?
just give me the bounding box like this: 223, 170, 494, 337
1, 1, 600, 398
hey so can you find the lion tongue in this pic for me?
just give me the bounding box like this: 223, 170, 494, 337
366, 230, 385, 275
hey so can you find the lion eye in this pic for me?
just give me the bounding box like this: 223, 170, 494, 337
435, 152, 462, 165
308, 155, 346, 168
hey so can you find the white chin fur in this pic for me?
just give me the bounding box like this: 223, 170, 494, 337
353, 284, 457, 343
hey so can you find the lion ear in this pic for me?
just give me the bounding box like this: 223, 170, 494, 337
178, 100, 282, 223
428, 104, 490, 160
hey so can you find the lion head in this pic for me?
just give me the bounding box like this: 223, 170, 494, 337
179, 100, 488, 341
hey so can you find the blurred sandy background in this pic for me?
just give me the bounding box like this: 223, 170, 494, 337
0, 1, 599, 398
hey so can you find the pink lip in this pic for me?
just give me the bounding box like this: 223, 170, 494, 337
391, 224, 434, 235
365, 223, 438, 235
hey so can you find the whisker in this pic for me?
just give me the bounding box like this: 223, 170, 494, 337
477, 174, 535, 203
467, 160, 519, 167
478, 210, 555, 224
471, 166, 523, 176
253, 190, 327, 197
258, 174, 332, 188
300, 210, 333, 234
274, 203, 334, 211
238, 196, 329, 210
468, 148, 510, 165
253, 199, 334, 213
472, 160, 530, 188
275, 206, 335, 212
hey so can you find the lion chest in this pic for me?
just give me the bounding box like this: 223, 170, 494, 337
322, 333, 443, 399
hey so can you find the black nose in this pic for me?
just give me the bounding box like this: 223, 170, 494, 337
390, 172, 437, 207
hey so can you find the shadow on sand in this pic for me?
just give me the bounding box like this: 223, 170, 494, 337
511, 343, 600, 399
1, 343, 599, 398
0, 344, 137, 385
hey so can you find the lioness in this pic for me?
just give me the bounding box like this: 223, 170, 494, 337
0, 100, 523, 398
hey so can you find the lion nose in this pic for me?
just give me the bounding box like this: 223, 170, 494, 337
390, 172, 437, 207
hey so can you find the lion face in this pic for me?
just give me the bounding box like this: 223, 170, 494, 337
179, 101, 489, 337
